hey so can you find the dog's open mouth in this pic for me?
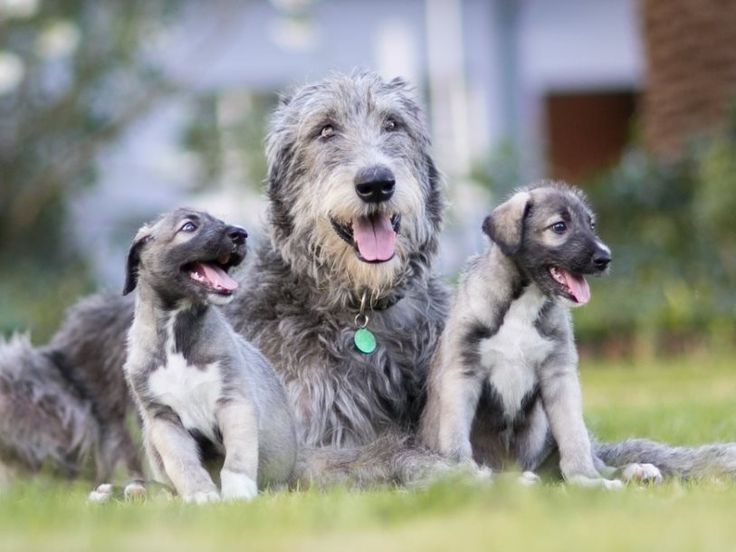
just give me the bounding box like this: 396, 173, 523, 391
549, 266, 591, 306
184, 252, 244, 296
330, 213, 401, 263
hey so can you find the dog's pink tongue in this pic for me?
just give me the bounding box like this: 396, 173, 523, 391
352, 214, 396, 262
197, 262, 238, 292
561, 269, 591, 305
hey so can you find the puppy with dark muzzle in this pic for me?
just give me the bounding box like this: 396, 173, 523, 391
116, 208, 296, 503
420, 182, 662, 488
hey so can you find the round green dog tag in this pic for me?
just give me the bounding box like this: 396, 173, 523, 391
354, 328, 377, 354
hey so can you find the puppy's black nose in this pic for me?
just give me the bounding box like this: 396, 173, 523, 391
593, 249, 611, 271
354, 165, 395, 203
228, 226, 248, 245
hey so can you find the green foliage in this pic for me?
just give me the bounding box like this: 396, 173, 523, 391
575, 124, 736, 352
0, 1, 180, 339
180, 92, 277, 191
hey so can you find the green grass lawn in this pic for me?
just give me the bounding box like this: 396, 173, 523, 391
2, 353, 736, 552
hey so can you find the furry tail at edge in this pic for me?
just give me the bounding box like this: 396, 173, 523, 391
0, 334, 97, 478
596, 439, 736, 478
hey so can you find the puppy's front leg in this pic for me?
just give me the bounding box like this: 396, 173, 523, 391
147, 416, 220, 503
424, 364, 483, 462
216, 400, 259, 501
540, 366, 621, 490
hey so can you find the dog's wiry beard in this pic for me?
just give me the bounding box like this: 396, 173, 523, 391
274, 184, 429, 307
264, 71, 445, 308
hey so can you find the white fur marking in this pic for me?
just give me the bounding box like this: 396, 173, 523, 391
220, 469, 258, 501
478, 286, 553, 417
148, 308, 222, 440
149, 357, 222, 441
621, 463, 663, 485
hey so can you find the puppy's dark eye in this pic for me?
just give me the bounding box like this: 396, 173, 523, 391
320, 125, 335, 140
551, 221, 567, 234
383, 118, 398, 132
590, 220, 597, 231
180, 221, 197, 233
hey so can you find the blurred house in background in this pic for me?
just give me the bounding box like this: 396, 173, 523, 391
3, 0, 733, 350
72, 0, 644, 286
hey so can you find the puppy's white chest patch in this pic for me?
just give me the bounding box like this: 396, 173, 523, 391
149, 353, 222, 441
478, 287, 553, 416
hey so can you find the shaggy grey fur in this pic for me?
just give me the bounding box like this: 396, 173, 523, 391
1, 72, 735, 486
122, 209, 296, 502
0, 334, 97, 479
0, 295, 140, 483
224, 70, 454, 485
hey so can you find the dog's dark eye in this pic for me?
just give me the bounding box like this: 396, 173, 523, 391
180, 222, 197, 233
551, 221, 567, 234
383, 118, 399, 132
320, 125, 335, 140
590, 219, 597, 231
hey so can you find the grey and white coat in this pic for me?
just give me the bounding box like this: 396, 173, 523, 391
123, 209, 296, 502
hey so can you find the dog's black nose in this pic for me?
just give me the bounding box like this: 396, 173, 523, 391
228, 226, 248, 245
354, 165, 395, 203
593, 249, 611, 271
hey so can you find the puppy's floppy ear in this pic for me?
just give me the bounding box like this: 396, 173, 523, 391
123, 227, 152, 296
482, 191, 532, 256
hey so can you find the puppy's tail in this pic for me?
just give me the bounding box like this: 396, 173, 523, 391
292, 432, 467, 490
0, 334, 97, 477
595, 439, 736, 478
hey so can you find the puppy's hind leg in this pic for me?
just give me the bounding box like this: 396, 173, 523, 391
216, 400, 259, 501
147, 416, 219, 504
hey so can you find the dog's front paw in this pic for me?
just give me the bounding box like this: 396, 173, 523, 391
182, 490, 221, 504
220, 469, 258, 502
567, 475, 623, 490
123, 480, 148, 502
621, 463, 663, 485
88, 483, 115, 504
517, 471, 541, 486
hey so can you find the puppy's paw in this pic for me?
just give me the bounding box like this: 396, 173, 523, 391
182, 490, 221, 504
220, 469, 258, 502
123, 480, 148, 502
621, 463, 663, 485
567, 475, 623, 490
517, 471, 541, 487
88, 483, 115, 504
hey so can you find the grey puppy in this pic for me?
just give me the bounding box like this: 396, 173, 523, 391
420, 183, 662, 487
120, 208, 296, 503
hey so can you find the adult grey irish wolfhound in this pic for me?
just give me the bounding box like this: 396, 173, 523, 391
2, 71, 736, 486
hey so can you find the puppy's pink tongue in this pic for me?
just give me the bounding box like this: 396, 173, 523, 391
352, 214, 396, 262
195, 262, 238, 292
561, 270, 591, 305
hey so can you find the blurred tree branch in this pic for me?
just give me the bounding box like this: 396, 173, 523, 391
0, 0, 181, 259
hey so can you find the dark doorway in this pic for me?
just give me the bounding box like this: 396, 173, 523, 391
545, 90, 638, 183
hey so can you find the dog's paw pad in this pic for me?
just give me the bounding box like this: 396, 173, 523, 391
517, 471, 541, 486
621, 463, 663, 485
88, 483, 114, 504
123, 481, 148, 501
220, 469, 258, 502
183, 490, 221, 504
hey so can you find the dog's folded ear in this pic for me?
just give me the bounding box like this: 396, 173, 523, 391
123, 228, 152, 296
482, 191, 532, 256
